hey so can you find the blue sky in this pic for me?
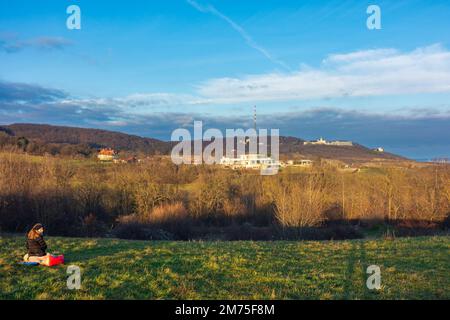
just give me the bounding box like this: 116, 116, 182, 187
1, 0, 450, 159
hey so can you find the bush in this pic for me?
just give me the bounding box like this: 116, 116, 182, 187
114, 202, 193, 240
271, 175, 327, 227
148, 202, 189, 223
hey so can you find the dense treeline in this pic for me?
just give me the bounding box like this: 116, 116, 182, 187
0, 152, 449, 240
0, 132, 95, 157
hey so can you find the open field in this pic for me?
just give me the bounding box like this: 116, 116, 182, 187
0, 235, 448, 300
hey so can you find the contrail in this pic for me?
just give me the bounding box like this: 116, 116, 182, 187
187, 0, 291, 71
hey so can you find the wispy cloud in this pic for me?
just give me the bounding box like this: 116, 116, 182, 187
0, 34, 72, 53
61, 92, 206, 116
31, 37, 72, 50
186, 0, 290, 71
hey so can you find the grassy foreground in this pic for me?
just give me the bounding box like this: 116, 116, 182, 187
0, 235, 448, 300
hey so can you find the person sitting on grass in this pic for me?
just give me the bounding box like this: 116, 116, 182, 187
23, 223, 55, 266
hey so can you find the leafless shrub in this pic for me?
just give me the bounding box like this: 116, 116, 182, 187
271, 174, 327, 227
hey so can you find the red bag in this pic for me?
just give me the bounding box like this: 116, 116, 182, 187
47, 255, 65, 266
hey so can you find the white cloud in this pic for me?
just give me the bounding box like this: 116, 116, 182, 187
46, 44, 450, 112
195, 44, 450, 103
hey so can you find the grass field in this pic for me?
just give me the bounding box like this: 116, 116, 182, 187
0, 235, 448, 300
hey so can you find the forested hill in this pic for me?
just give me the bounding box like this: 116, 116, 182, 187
0, 123, 173, 155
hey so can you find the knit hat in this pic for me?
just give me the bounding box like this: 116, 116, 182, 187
32, 223, 44, 230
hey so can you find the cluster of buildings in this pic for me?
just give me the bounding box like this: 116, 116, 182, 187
102, 134, 393, 171
283, 159, 313, 167
97, 148, 140, 164
98, 148, 312, 171
219, 154, 313, 171
303, 137, 353, 146
97, 148, 118, 162
219, 154, 281, 170
431, 158, 450, 164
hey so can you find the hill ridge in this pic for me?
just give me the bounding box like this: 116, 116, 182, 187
0, 123, 406, 161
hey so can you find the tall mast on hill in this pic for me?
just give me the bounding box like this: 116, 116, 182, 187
253, 105, 257, 132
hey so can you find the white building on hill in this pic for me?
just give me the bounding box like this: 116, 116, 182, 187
304, 137, 353, 146
220, 153, 280, 171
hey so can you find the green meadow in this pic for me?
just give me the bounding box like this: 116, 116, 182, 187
0, 235, 448, 300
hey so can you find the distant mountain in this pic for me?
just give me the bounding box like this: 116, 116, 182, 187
0, 123, 407, 162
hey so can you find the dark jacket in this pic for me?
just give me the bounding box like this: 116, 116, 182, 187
26, 236, 47, 257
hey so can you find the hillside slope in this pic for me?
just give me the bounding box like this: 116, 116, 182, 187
0, 123, 406, 161
1, 123, 173, 154
278, 136, 404, 162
